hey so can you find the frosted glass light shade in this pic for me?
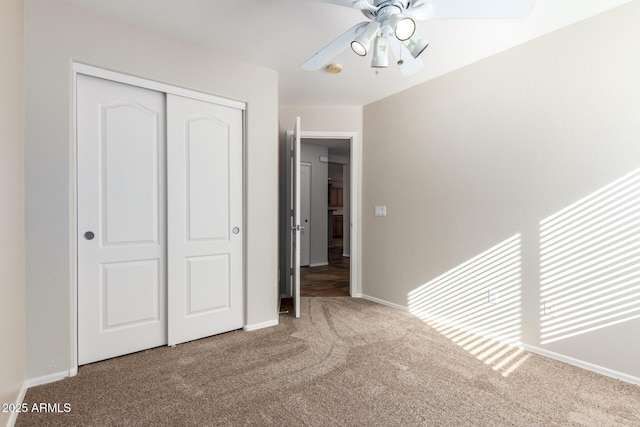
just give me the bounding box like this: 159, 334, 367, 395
390, 14, 415, 41
404, 35, 429, 58
350, 21, 380, 56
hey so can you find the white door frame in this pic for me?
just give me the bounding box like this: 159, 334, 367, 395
71, 63, 246, 374
286, 129, 361, 298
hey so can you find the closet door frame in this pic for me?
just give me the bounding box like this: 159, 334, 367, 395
71, 63, 246, 374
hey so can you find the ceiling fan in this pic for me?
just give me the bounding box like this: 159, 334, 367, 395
301, 0, 535, 76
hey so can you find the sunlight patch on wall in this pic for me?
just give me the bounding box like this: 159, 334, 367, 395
540, 169, 640, 344
408, 234, 527, 376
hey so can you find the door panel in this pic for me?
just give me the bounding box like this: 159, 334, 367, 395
293, 117, 301, 318
187, 255, 230, 314
103, 103, 161, 245
77, 74, 167, 365
187, 118, 230, 240
167, 94, 243, 345
102, 260, 160, 328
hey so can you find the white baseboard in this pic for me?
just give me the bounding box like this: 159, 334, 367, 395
359, 294, 410, 312
522, 344, 640, 386
8, 370, 74, 426
308, 262, 329, 267
243, 318, 279, 332
358, 294, 640, 386
6, 381, 28, 427
25, 369, 73, 388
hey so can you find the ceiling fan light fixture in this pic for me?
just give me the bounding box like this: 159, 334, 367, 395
390, 14, 415, 41
403, 34, 429, 58
350, 21, 379, 56
351, 40, 367, 56
371, 35, 389, 68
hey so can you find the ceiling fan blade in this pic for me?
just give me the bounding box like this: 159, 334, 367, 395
388, 38, 424, 77
409, 0, 534, 20
406, 0, 433, 20
318, 0, 379, 12
301, 22, 368, 71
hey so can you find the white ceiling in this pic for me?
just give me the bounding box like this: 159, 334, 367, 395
63, 0, 630, 106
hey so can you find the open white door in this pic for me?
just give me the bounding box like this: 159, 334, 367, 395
167, 94, 243, 345
292, 117, 302, 318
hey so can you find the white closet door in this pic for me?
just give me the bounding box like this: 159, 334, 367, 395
167, 94, 243, 346
77, 74, 167, 365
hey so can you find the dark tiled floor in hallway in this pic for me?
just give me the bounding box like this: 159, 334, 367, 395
300, 245, 350, 297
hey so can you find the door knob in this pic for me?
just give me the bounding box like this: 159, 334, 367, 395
84, 231, 95, 240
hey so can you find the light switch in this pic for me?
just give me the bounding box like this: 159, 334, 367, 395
374, 205, 387, 217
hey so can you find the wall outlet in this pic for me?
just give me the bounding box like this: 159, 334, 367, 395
544, 299, 557, 317
487, 289, 499, 304
374, 205, 387, 217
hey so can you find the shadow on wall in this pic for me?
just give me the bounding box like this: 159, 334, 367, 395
540, 168, 640, 344
408, 169, 640, 377
408, 234, 529, 377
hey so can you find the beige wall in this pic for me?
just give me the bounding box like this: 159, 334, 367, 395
0, 0, 26, 423
24, 0, 278, 380
363, 2, 640, 379
279, 105, 362, 136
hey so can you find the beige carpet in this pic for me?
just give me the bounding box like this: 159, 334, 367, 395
18, 297, 640, 426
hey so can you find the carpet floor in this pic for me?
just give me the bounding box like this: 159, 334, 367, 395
17, 297, 640, 426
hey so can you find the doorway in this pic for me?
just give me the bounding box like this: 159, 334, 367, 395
280, 126, 360, 306
300, 140, 351, 297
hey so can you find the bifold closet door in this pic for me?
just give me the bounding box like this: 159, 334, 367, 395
167, 94, 244, 346
77, 74, 167, 365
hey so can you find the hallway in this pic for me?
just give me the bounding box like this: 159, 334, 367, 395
300, 244, 349, 297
